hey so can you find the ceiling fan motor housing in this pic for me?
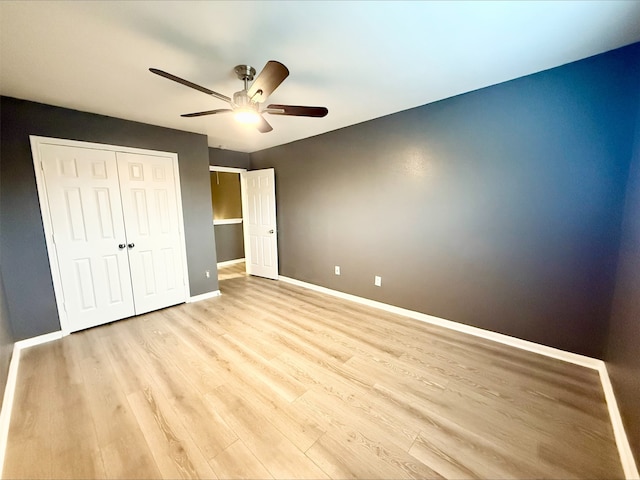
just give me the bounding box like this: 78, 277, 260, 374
233, 91, 257, 111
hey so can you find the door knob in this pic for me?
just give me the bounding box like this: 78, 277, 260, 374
127, 243, 135, 248
118, 244, 126, 249
269, 229, 274, 234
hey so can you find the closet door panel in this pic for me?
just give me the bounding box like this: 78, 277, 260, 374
117, 153, 186, 314
40, 144, 135, 332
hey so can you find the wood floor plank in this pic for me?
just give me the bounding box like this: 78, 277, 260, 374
208, 439, 273, 480
298, 389, 443, 479
3, 262, 624, 479
276, 352, 419, 451
206, 384, 329, 479
64, 330, 162, 479
408, 413, 566, 479
127, 386, 218, 479
3, 346, 55, 478
224, 373, 325, 452
110, 313, 218, 404
102, 322, 238, 462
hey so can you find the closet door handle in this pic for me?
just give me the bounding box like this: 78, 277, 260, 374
127, 243, 135, 249
118, 244, 126, 249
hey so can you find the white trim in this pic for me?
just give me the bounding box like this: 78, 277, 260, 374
279, 276, 599, 368
209, 166, 247, 173
0, 345, 20, 478
187, 290, 221, 303
171, 148, 192, 302
598, 364, 640, 479
31, 136, 187, 158
278, 275, 639, 479
213, 218, 243, 225
29, 136, 191, 334
14, 331, 64, 350
217, 258, 245, 268
0, 331, 63, 476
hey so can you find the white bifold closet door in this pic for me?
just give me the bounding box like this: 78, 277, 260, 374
116, 152, 185, 315
39, 143, 186, 333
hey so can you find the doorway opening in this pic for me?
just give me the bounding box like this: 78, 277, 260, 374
209, 166, 246, 267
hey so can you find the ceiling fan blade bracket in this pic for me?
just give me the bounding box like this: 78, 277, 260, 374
264, 107, 285, 114
247, 61, 290, 103
249, 89, 264, 102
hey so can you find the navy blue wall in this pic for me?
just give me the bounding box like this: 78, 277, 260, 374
251, 43, 640, 358
606, 90, 640, 465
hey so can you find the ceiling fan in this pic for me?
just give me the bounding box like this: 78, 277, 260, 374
149, 61, 328, 133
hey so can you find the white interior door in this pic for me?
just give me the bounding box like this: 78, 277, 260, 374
242, 168, 279, 279
40, 144, 135, 332
117, 152, 186, 314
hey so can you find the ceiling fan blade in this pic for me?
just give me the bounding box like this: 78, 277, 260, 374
266, 104, 328, 117
247, 61, 290, 103
181, 109, 233, 118
256, 114, 273, 133
149, 68, 231, 104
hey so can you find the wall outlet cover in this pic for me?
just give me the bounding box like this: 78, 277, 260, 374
335, 266, 341, 275
375, 275, 382, 287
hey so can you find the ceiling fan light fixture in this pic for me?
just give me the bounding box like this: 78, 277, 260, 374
150, 61, 327, 133
234, 108, 261, 124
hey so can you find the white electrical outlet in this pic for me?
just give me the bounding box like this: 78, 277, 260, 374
335, 265, 341, 275
374, 275, 382, 287
205, 270, 210, 278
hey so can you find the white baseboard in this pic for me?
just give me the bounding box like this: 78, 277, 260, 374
14, 331, 63, 350
598, 364, 640, 479
0, 330, 63, 476
278, 275, 639, 479
187, 290, 221, 303
217, 258, 245, 268
279, 276, 598, 367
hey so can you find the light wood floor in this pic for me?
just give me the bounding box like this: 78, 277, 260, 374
3, 263, 623, 479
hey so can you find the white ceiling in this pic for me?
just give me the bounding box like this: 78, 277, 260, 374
2, 1, 640, 153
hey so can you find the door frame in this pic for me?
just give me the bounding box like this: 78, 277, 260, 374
208, 165, 280, 279
31, 135, 191, 336
209, 165, 248, 273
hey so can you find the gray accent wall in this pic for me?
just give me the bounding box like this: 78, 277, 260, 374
251, 43, 640, 358
214, 224, 245, 263
209, 147, 250, 169
605, 94, 640, 465
0, 97, 219, 340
